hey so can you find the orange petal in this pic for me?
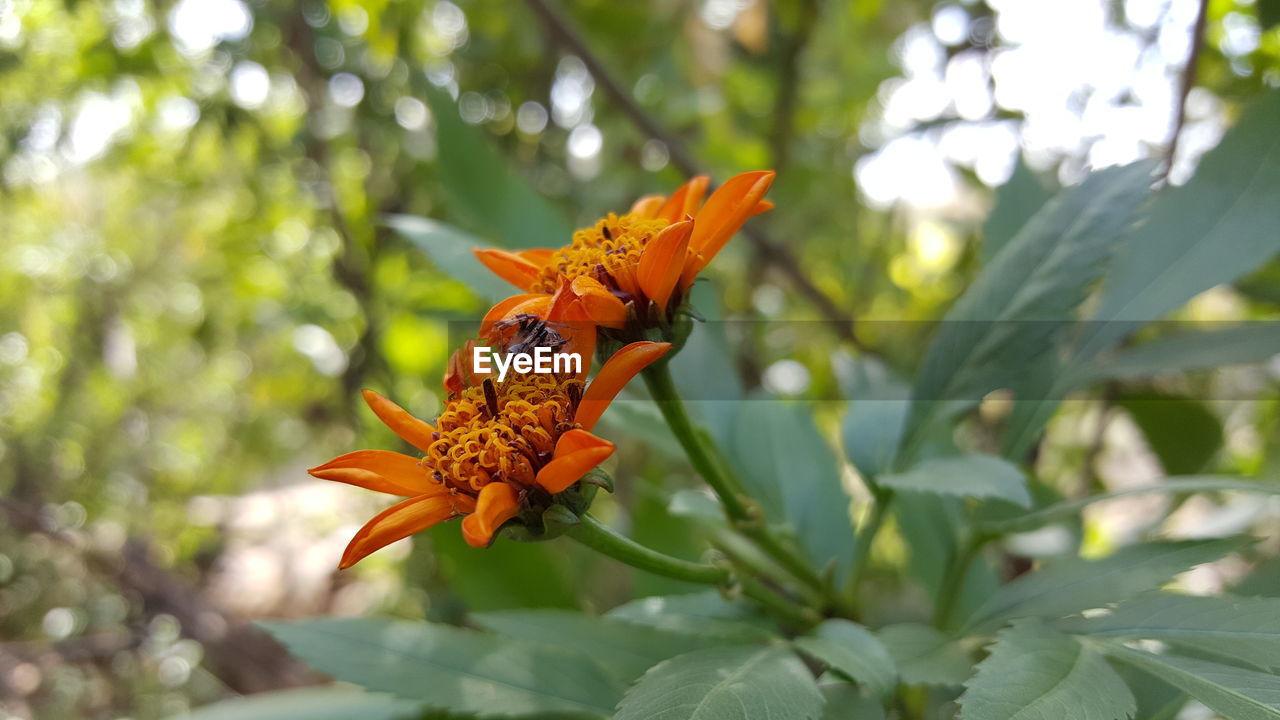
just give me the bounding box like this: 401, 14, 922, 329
637, 220, 693, 310
517, 248, 555, 267
474, 248, 542, 291
445, 339, 490, 394
575, 341, 672, 430
658, 175, 710, 223
361, 390, 435, 453
630, 194, 665, 219
688, 170, 775, 272
460, 482, 520, 547
560, 322, 596, 379
569, 275, 627, 329
339, 493, 475, 569
750, 200, 775, 216
480, 293, 548, 338
546, 275, 577, 323
678, 249, 707, 292
309, 450, 442, 497
535, 429, 615, 493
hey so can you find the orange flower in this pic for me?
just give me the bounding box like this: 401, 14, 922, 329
474, 171, 775, 326
309, 341, 671, 568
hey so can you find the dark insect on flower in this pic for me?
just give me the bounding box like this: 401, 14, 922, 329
491, 312, 572, 356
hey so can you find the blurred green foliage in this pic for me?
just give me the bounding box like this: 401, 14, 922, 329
1, 0, 1279, 718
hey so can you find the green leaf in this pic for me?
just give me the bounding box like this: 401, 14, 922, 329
878, 454, 1030, 507
259, 618, 622, 718
963, 539, 1250, 631
959, 621, 1134, 720
429, 522, 580, 610
1113, 661, 1186, 720
977, 477, 1280, 535
840, 359, 910, 479
1237, 258, 1280, 305
794, 620, 896, 698
1117, 392, 1222, 474
1108, 646, 1280, 720
421, 84, 571, 249
606, 591, 777, 642
819, 684, 887, 720
893, 493, 1001, 626
1003, 138, 1280, 453
1077, 324, 1280, 384
471, 610, 714, 684
876, 623, 973, 687
729, 399, 856, 584
1236, 558, 1280, 598
904, 160, 1156, 453
1060, 593, 1280, 672
385, 214, 517, 301
173, 689, 423, 720
1076, 88, 1280, 360
982, 157, 1056, 266
613, 645, 824, 720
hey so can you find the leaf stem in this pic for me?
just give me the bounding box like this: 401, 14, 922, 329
566, 513, 728, 585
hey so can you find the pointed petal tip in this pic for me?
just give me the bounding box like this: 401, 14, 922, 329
474, 248, 542, 291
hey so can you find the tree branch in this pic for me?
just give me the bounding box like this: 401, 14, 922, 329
0, 498, 317, 694
767, 0, 820, 175
1164, 0, 1210, 180
520, 0, 870, 351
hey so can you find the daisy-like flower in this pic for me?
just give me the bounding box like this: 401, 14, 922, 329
474, 171, 775, 331
310, 341, 671, 568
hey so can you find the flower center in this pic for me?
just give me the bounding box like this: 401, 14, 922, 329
531, 213, 670, 294
424, 373, 582, 493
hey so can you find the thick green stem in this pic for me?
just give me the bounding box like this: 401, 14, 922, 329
643, 363, 848, 615
709, 530, 826, 608
642, 365, 752, 521
567, 513, 728, 585
932, 533, 989, 630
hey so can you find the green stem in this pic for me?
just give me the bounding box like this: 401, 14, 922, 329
932, 533, 989, 630
567, 513, 728, 585
848, 489, 892, 587
738, 575, 821, 628
749, 526, 829, 596
643, 362, 848, 615
709, 530, 826, 608
642, 364, 752, 521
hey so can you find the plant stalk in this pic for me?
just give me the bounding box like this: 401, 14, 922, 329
737, 575, 822, 628
642, 364, 752, 521
566, 513, 728, 585
643, 362, 849, 615
848, 489, 893, 588
932, 533, 990, 630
